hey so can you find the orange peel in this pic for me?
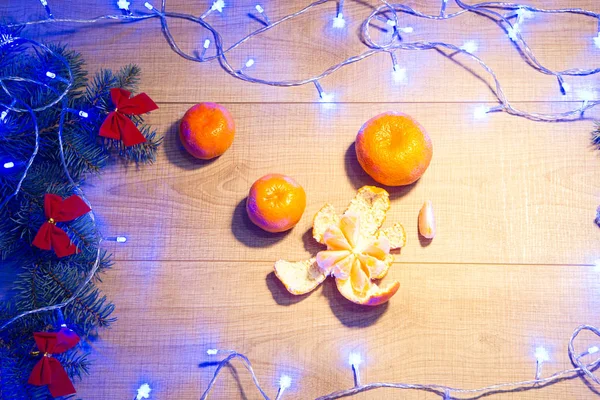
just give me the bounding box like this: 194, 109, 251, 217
274, 186, 405, 306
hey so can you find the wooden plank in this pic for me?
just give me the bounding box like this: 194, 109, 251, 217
73, 260, 600, 399
3, 0, 599, 103
87, 102, 600, 265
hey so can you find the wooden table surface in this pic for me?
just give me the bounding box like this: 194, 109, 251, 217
3, 1, 600, 399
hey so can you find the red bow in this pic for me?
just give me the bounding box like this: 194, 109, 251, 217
99, 88, 158, 147
28, 328, 81, 398
32, 194, 91, 258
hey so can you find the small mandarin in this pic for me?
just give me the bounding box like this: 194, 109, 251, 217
355, 112, 432, 186
179, 102, 235, 160
246, 174, 306, 233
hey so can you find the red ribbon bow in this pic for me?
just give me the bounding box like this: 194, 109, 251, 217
28, 328, 81, 398
99, 88, 158, 147
32, 194, 91, 258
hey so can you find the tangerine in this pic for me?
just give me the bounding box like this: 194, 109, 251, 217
355, 112, 432, 186
179, 102, 235, 160
246, 174, 306, 233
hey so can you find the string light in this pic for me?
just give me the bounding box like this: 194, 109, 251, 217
200, 39, 210, 60
199, 326, 600, 399
239, 58, 255, 74
201, 0, 225, 19
594, 33, 600, 48
332, 13, 346, 29
534, 346, 550, 379
593, 260, 600, 273
3, 161, 14, 169
255, 5, 271, 26
0, 110, 7, 122
8, 0, 600, 122
275, 375, 292, 400
473, 105, 490, 119
206, 349, 219, 355
136, 383, 151, 400
46, 71, 56, 79
314, 81, 333, 103
460, 40, 478, 54
117, 0, 130, 11
144, 2, 153, 11
397, 26, 413, 33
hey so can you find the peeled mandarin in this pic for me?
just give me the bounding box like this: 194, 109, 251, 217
356, 112, 432, 186
246, 174, 306, 233
179, 102, 235, 160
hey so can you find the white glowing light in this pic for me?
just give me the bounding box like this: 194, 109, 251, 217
333, 13, 346, 28
279, 375, 292, 390
562, 82, 571, 93
116, 236, 127, 243
245, 59, 255, 68
255, 4, 264, 13
0, 34, 14, 46
516, 7, 534, 21
78, 111, 88, 118
578, 89, 595, 102
136, 383, 151, 400
507, 25, 520, 41
319, 92, 334, 103
594, 33, 600, 48
386, 19, 396, 27
207, 349, 218, 355
398, 26, 413, 33
46, 71, 56, 79
203, 39, 210, 49
473, 105, 489, 119
211, 0, 225, 12
117, 0, 130, 10
0, 111, 7, 122
3, 161, 14, 169
460, 40, 478, 53
589, 346, 600, 355
535, 347, 550, 363
392, 65, 406, 83
144, 2, 153, 10
594, 260, 600, 272
348, 352, 363, 367
40, 0, 48, 6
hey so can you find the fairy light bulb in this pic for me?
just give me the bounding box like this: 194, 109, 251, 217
245, 59, 254, 68
0, 110, 7, 122
594, 33, 600, 48
333, 13, 346, 28
535, 346, 549, 363
211, 0, 225, 12
203, 39, 210, 49
460, 40, 478, 53
589, 346, 599, 355
507, 25, 520, 41
392, 64, 406, 83
473, 105, 489, 119
398, 26, 413, 33
116, 236, 127, 243
3, 161, 14, 169
206, 349, 218, 355
594, 260, 600, 272
117, 0, 130, 10
348, 352, 362, 367
136, 383, 151, 400
46, 71, 56, 79
144, 2, 154, 10
279, 375, 291, 390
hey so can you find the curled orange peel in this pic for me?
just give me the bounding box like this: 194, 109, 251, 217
274, 186, 406, 306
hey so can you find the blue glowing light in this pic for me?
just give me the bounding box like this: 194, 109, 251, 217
333, 13, 346, 28
534, 346, 550, 363
211, 0, 225, 12
348, 352, 362, 366
473, 105, 489, 119
279, 374, 292, 390
460, 40, 478, 53
507, 26, 519, 41
117, 0, 130, 10
136, 383, 151, 400
3, 161, 14, 169
392, 65, 406, 83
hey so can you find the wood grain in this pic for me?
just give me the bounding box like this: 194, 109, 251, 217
1, 0, 600, 399
87, 102, 600, 265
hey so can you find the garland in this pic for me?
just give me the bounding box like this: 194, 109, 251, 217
0, 26, 160, 399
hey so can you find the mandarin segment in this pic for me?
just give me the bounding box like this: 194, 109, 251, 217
378, 222, 407, 249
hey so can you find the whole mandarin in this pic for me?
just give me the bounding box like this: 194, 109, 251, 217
179, 102, 235, 160
355, 112, 432, 186
246, 174, 306, 233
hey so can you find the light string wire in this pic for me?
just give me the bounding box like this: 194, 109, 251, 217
5, 0, 600, 121
0, 37, 106, 332
202, 325, 600, 399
